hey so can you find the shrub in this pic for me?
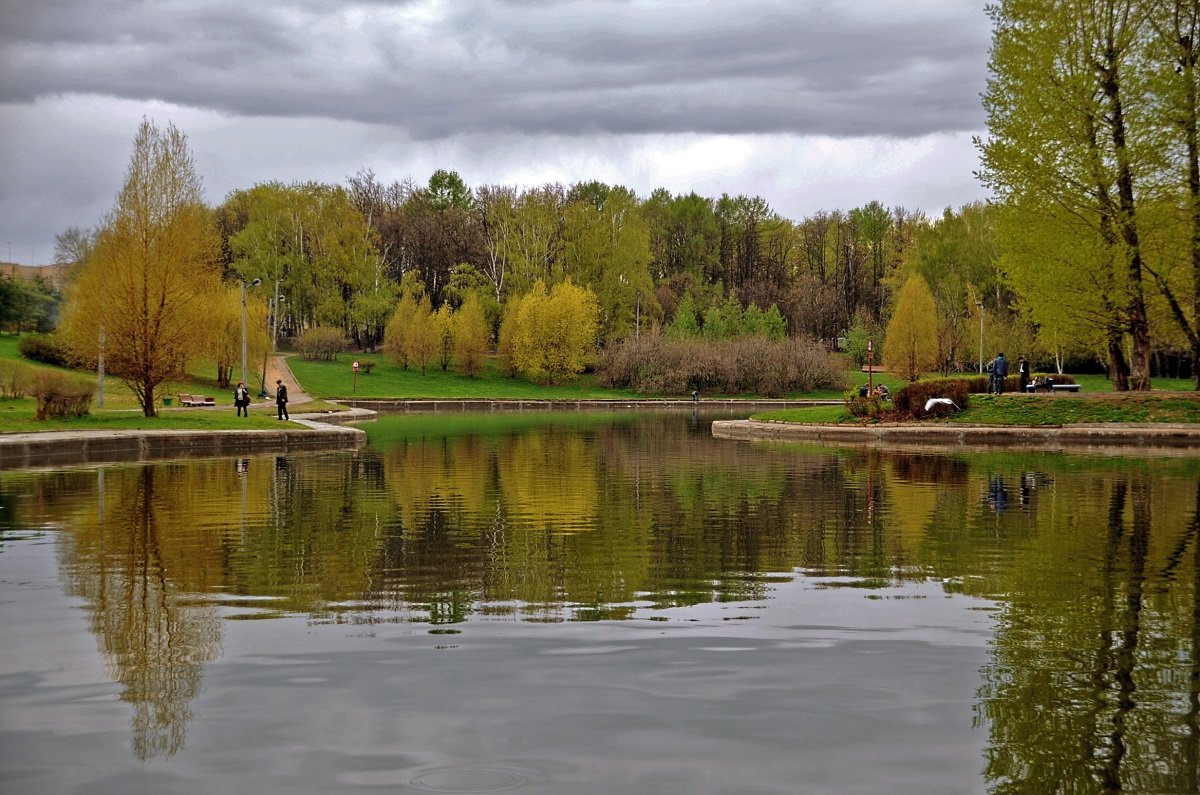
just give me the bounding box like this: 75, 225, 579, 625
18, 333, 71, 367
844, 392, 890, 419
597, 335, 845, 396
31, 370, 94, 420
892, 378, 971, 420
296, 326, 347, 361
0, 360, 34, 398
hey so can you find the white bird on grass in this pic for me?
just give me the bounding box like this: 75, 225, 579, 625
924, 398, 960, 413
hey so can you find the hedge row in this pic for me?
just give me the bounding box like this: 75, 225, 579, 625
597, 336, 845, 397
18, 334, 71, 367
892, 378, 972, 419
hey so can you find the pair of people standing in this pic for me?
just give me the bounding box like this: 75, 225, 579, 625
234, 380, 288, 420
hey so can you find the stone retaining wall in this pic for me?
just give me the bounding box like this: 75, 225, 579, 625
0, 425, 366, 470
711, 419, 1200, 456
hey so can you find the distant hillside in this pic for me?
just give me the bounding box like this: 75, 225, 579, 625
0, 262, 69, 290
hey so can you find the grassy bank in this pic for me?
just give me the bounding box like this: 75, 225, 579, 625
755, 392, 1200, 426
286, 355, 642, 400
0, 335, 322, 433
0, 401, 303, 433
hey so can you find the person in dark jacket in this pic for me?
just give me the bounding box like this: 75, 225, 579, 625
275, 379, 289, 420
992, 353, 1008, 394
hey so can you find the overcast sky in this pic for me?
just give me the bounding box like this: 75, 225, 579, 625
0, 0, 993, 265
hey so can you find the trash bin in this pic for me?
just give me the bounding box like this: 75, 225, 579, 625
162, 397, 173, 407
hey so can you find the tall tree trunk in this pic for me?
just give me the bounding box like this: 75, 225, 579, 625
1183, 28, 1200, 389
1101, 52, 1153, 390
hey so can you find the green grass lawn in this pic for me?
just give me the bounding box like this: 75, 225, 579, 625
0, 334, 323, 433
949, 393, 1200, 425
287, 355, 644, 400
0, 398, 302, 433
754, 392, 1200, 426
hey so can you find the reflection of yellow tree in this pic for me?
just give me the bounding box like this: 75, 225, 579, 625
62, 467, 222, 759
369, 417, 847, 614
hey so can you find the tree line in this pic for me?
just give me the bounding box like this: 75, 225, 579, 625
57, 5, 1200, 417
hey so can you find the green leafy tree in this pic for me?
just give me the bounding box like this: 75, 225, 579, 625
762, 304, 787, 339
701, 306, 728, 339
666, 293, 702, 339
225, 181, 383, 347
980, 0, 1155, 389
561, 183, 657, 341
844, 317, 871, 367
884, 275, 939, 382
900, 203, 1003, 371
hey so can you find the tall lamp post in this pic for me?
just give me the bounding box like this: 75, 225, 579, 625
260, 291, 284, 397
867, 339, 874, 396
240, 276, 261, 387
976, 301, 985, 374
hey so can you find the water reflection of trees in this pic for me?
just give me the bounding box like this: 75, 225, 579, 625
6, 417, 1199, 787
364, 418, 850, 617
976, 472, 1200, 794
60, 466, 223, 759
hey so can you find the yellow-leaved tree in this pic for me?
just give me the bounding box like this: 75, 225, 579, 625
383, 292, 421, 369
884, 275, 939, 382
453, 293, 490, 377
509, 279, 600, 384
59, 119, 221, 416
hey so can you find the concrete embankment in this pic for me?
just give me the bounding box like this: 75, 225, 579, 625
711, 419, 1200, 456
0, 413, 369, 471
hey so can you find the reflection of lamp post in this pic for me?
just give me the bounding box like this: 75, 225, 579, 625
867, 339, 874, 396
240, 277, 261, 387
977, 301, 985, 374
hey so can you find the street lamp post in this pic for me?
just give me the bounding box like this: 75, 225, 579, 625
260, 292, 284, 398
977, 302, 985, 374
867, 339, 874, 396
240, 277, 261, 387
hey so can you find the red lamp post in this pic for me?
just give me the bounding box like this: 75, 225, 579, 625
867, 339, 874, 396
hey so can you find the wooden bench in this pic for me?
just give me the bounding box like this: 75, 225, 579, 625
1026, 378, 1080, 393
178, 394, 216, 407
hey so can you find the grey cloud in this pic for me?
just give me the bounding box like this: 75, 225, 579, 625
0, 0, 989, 139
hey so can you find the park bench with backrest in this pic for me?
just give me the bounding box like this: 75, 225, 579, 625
1025, 377, 1080, 393
178, 394, 216, 407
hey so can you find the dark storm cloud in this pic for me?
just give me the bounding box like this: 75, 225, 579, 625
0, 0, 988, 139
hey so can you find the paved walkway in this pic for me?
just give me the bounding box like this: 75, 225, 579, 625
256, 354, 311, 405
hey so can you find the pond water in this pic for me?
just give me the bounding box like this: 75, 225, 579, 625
0, 411, 1197, 794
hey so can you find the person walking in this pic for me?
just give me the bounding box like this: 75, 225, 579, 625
234, 381, 250, 417
1017, 356, 1030, 393
275, 379, 289, 420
